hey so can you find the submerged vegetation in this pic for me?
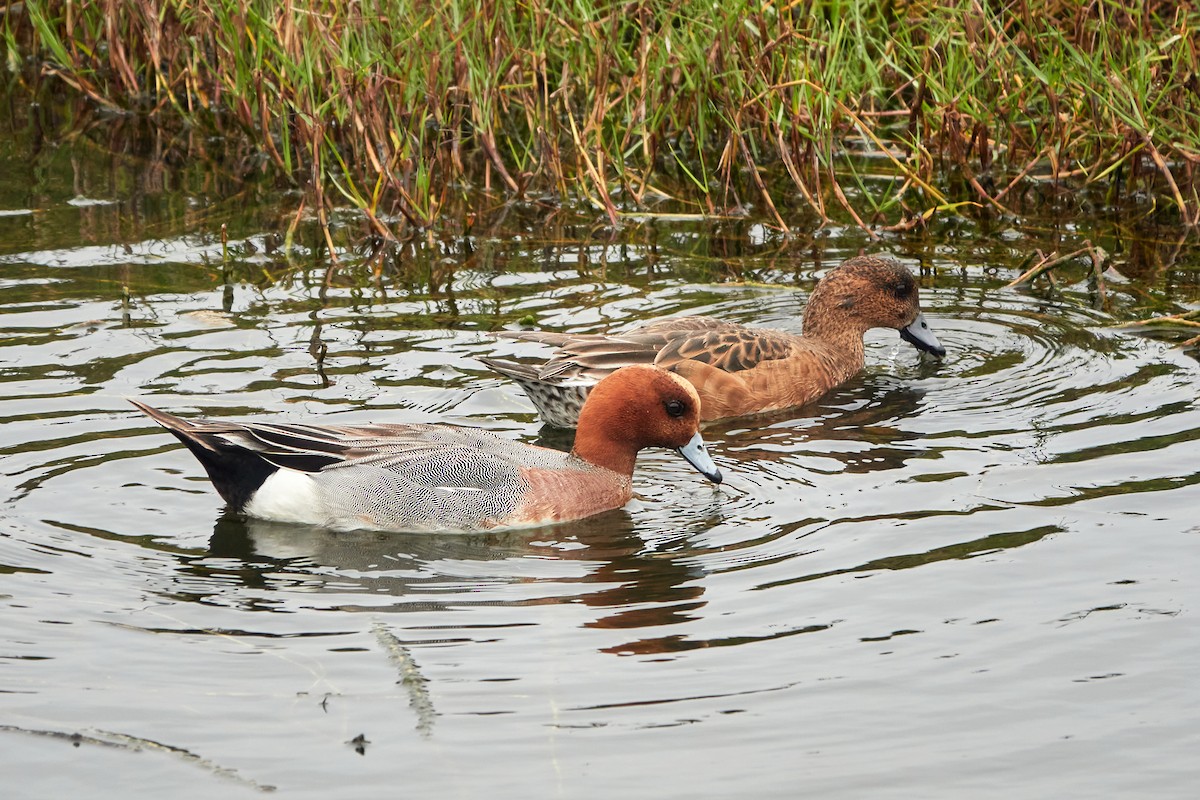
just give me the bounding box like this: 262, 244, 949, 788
3, 0, 1200, 244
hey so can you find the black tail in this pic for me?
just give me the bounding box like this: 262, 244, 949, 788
130, 400, 278, 511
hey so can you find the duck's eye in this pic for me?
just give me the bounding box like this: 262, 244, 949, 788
891, 279, 914, 300
664, 399, 685, 418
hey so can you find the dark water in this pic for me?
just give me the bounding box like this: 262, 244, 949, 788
2, 114, 1199, 798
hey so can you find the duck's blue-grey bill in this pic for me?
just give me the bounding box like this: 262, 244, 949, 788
900, 312, 946, 357
676, 431, 722, 484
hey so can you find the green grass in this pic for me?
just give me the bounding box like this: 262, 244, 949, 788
5, 0, 1199, 240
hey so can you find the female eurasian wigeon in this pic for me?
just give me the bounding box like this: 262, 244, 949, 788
480, 255, 945, 427
131, 364, 721, 533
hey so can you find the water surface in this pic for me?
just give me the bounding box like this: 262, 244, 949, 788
1, 120, 1199, 799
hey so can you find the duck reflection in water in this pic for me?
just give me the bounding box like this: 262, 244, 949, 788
198, 509, 721, 657
706, 384, 933, 476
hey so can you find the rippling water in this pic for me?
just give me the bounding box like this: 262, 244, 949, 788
2, 138, 1200, 797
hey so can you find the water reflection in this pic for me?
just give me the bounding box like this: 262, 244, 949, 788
712, 383, 931, 476
205, 512, 714, 644
758, 524, 1065, 591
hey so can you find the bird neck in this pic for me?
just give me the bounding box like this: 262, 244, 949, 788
571, 425, 639, 477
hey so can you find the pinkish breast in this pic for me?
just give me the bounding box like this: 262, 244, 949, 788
506, 464, 632, 525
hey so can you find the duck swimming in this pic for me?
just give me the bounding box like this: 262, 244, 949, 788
132, 364, 721, 533
480, 255, 945, 427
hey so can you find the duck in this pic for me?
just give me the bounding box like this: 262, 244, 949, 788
130, 364, 722, 533
479, 255, 945, 427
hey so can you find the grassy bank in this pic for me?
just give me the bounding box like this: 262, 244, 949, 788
5, 0, 1200, 241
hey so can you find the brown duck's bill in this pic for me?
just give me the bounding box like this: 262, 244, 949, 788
676, 431, 723, 484
900, 313, 946, 357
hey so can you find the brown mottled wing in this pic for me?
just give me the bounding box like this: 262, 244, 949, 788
499, 329, 663, 381
497, 317, 766, 381
535, 332, 665, 380
632, 316, 745, 336
651, 326, 796, 373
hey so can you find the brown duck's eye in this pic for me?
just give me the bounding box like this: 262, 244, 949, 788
664, 399, 686, 418
891, 278, 914, 300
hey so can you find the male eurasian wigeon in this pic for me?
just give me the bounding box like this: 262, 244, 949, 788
131, 364, 721, 533
480, 255, 945, 427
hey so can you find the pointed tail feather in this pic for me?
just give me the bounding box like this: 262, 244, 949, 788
492, 330, 578, 346
130, 399, 277, 510
478, 356, 542, 383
